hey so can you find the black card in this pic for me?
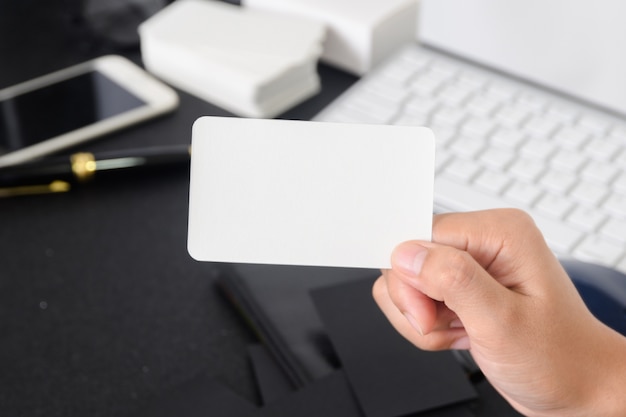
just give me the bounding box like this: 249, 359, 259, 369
311, 277, 477, 417
218, 263, 379, 386
248, 344, 295, 405
256, 370, 364, 417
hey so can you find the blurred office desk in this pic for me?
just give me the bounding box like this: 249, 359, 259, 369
0, 39, 357, 416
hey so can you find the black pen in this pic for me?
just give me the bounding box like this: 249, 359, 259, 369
0, 144, 191, 196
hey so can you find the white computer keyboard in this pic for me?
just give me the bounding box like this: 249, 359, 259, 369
315, 44, 626, 273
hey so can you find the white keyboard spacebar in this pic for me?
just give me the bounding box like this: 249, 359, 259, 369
434, 176, 585, 254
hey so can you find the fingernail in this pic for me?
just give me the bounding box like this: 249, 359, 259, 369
451, 336, 470, 350
404, 312, 424, 336
449, 319, 464, 329
394, 244, 428, 277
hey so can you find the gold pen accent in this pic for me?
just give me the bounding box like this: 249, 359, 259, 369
0, 180, 71, 198
70, 152, 96, 182
0, 144, 191, 196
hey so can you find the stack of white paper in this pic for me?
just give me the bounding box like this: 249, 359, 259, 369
139, 0, 325, 118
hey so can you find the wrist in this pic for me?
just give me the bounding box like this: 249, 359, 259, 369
579, 327, 626, 417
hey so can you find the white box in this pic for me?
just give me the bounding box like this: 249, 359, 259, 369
139, 0, 326, 118
242, 0, 419, 75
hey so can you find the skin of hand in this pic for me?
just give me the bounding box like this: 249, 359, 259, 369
373, 209, 626, 417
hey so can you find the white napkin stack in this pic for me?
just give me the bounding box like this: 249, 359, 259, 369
139, 0, 325, 118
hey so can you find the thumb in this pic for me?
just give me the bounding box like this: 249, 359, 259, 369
392, 241, 513, 333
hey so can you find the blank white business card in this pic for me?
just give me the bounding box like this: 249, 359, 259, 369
187, 116, 435, 269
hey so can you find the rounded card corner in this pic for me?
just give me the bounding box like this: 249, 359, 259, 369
191, 115, 210, 129
186, 241, 204, 262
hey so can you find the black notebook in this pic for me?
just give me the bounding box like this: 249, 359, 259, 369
217, 263, 523, 416
218, 263, 375, 387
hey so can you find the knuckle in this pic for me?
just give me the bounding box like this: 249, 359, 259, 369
437, 248, 477, 292
411, 331, 455, 351
498, 208, 542, 238
496, 209, 549, 253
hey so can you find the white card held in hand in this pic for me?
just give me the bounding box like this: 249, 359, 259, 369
187, 116, 435, 269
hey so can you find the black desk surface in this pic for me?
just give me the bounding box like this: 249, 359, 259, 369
0, 3, 357, 415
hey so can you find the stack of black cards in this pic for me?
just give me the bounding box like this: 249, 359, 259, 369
133, 264, 522, 417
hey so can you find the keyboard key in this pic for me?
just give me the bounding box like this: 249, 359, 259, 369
582, 160, 619, 183
479, 147, 516, 170
504, 181, 543, 206
612, 172, 626, 193
495, 105, 529, 127
584, 136, 622, 161
524, 115, 560, 138
552, 126, 590, 150
613, 148, 626, 166
442, 157, 482, 182
608, 125, 626, 141
474, 169, 512, 194
462, 118, 497, 139
509, 157, 546, 182
340, 95, 399, 123
549, 149, 587, 172
574, 235, 625, 267
490, 128, 526, 149
439, 84, 472, 107
604, 193, 626, 218
600, 218, 626, 243
429, 62, 458, 80
411, 74, 446, 96
531, 214, 584, 255
466, 94, 501, 117
485, 82, 518, 101
435, 152, 452, 173
546, 104, 579, 124
317, 107, 372, 124
578, 114, 611, 135
538, 169, 576, 194
393, 114, 430, 127
430, 126, 457, 146
519, 137, 557, 160
448, 135, 487, 159
397, 47, 431, 68
379, 63, 420, 84
432, 106, 466, 127
361, 82, 408, 105
566, 206, 608, 232
517, 92, 548, 113
535, 193, 574, 219
569, 181, 609, 206
335, 104, 393, 124
404, 96, 439, 115
435, 176, 513, 211
457, 72, 486, 90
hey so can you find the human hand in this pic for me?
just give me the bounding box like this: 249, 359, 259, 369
373, 209, 626, 416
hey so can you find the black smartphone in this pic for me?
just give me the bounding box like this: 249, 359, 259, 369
0, 55, 179, 167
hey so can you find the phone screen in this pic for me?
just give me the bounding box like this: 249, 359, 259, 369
0, 71, 147, 153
